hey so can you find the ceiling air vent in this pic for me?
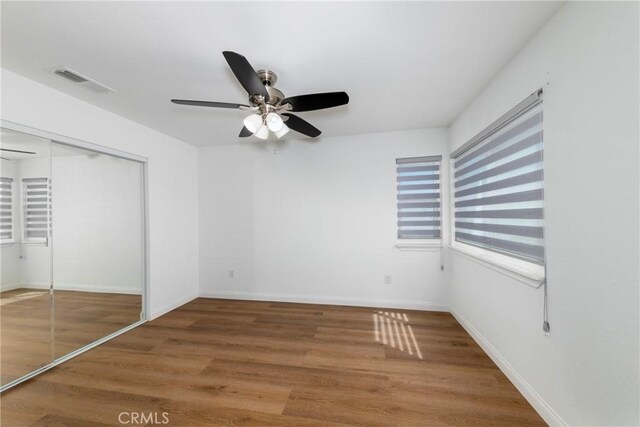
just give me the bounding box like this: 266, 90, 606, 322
51, 66, 115, 94
54, 68, 88, 83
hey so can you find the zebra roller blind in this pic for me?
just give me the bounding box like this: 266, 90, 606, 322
396, 156, 441, 239
452, 92, 544, 264
22, 177, 51, 243
1, 177, 14, 242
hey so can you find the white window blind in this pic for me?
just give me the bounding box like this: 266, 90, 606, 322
22, 177, 51, 244
1, 177, 14, 243
396, 155, 442, 239
451, 91, 544, 265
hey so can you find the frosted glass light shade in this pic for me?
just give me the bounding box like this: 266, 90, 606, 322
266, 112, 284, 132
274, 124, 290, 139
243, 114, 263, 133
254, 124, 269, 140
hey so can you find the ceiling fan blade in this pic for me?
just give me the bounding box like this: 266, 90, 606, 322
282, 114, 322, 138
171, 99, 249, 109
1, 148, 36, 154
281, 92, 349, 112
222, 51, 270, 101
239, 126, 252, 138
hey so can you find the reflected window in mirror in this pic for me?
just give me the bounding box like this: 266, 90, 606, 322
21, 178, 51, 245
1, 177, 15, 244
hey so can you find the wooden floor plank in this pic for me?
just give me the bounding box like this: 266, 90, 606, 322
1, 298, 545, 426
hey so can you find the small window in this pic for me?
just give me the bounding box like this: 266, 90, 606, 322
22, 177, 51, 244
451, 91, 544, 265
1, 177, 14, 243
396, 156, 442, 239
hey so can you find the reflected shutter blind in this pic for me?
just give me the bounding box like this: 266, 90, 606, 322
396, 156, 441, 239
452, 92, 544, 264
1, 177, 13, 242
22, 177, 51, 243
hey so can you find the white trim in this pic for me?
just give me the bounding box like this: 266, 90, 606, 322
141, 160, 150, 321
9, 281, 50, 289
451, 242, 544, 286
451, 309, 566, 426
1, 120, 148, 163
18, 282, 142, 295
0, 282, 21, 292
148, 293, 198, 320
200, 290, 449, 312
395, 242, 441, 252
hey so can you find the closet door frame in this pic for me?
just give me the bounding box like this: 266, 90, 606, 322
0, 120, 149, 393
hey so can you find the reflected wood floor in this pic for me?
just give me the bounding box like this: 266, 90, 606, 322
1, 298, 545, 426
0, 289, 141, 385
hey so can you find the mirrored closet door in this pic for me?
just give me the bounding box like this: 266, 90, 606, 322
0, 126, 146, 391
51, 142, 144, 359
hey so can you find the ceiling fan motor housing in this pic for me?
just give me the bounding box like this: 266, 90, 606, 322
255, 69, 284, 106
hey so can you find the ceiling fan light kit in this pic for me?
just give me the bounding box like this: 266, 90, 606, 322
266, 112, 284, 132
254, 124, 270, 140
171, 51, 349, 144
243, 114, 263, 134
274, 125, 290, 139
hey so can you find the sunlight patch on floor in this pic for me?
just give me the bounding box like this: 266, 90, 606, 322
373, 311, 423, 359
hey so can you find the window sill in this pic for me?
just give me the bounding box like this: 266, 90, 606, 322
396, 240, 442, 252
450, 242, 544, 287
21, 240, 48, 246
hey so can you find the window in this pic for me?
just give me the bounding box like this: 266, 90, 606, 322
22, 177, 51, 244
1, 177, 14, 243
451, 91, 544, 265
396, 156, 441, 239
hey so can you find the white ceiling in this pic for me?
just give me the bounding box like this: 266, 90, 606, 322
1, 1, 563, 146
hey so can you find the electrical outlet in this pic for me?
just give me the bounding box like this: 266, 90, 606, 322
384, 275, 391, 285
228, 269, 235, 279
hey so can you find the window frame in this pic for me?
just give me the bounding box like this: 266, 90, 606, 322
0, 177, 15, 245
395, 155, 443, 248
21, 177, 51, 246
449, 90, 546, 282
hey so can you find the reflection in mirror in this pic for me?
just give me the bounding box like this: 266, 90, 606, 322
51, 142, 144, 358
1, 126, 145, 390
0, 128, 53, 386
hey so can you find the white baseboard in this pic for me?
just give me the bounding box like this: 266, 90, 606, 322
148, 293, 198, 320
0, 282, 21, 292
199, 290, 449, 312
14, 282, 142, 295
450, 309, 567, 426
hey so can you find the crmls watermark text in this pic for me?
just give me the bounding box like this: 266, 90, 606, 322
118, 412, 169, 425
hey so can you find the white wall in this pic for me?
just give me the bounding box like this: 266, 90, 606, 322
199, 129, 450, 310
1, 69, 199, 318
448, 2, 639, 426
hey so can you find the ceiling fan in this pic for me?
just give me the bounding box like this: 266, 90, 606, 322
171, 51, 349, 139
